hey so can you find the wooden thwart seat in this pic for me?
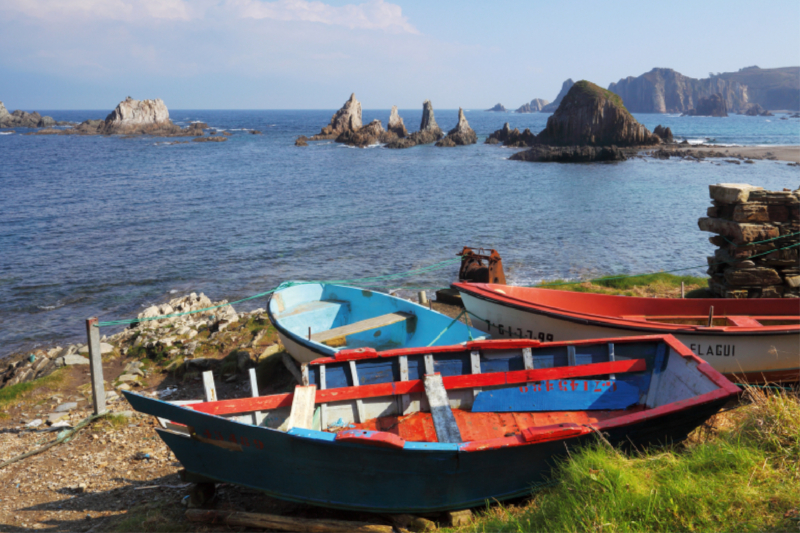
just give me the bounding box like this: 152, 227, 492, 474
310, 312, 413, 347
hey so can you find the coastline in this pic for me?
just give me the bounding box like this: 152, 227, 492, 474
664, 144, 800, 163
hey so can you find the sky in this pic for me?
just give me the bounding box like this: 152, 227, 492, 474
0, 0, 798, 110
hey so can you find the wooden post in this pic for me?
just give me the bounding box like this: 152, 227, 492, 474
681, 281, 685, 298
707, 306, 714, 328
202, 371, 217, 402
418, 291, 428, 306
85, 317, 106, 416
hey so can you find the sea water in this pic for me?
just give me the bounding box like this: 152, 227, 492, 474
0, 109, 798, 356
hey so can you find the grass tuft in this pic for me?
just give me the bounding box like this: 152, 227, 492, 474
458, 389, 800, 533
0, 368, 67, 412
537, 273, 708, 298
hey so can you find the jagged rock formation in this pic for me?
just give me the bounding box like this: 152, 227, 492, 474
485, 123, 536, 147
716, 66, 799, 112
386, 100, 444, 149
537, 81, 660, 146
101, 97, 169, 132
608, 68, 748, 113
295, 136, 308, 146
653, 125, 674, 143
486, 103, 506, 112
682, 93, 728, 117
515, 98, 549, 113
0, 100, 67, 128
436, 108, 477, 147
310, 93, 362, 140
387, 106, 408, 137
510, 145, 626, 163
540, 80, 574, 112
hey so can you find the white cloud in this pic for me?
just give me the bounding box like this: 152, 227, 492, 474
224, 0, 418, 33
0, 0, 195, 21
0, 0, 417, 32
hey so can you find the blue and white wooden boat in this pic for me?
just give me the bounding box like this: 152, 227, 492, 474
268, 283, 486, 363
124, 335, 739, 513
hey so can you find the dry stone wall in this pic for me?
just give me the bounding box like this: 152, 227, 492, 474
698, 183, 800, 298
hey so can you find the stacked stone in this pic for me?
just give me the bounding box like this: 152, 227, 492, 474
698, 183, 800, 298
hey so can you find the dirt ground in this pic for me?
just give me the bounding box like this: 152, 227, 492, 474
0, 301, 468, 532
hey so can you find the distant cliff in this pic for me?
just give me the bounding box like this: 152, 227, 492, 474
716, 66, 799, 111
540, 80, 574, 112
608, 66, 800, 113
608, 68, 747, 113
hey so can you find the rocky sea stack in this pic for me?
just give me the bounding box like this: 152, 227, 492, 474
386, 100, 444, 149
387, 106, 408, 137
485, 103, 507, 112
682, 93, 728, 117
436, 108, 477, 147
537, 81, 660, 146
310, 93, 362, 141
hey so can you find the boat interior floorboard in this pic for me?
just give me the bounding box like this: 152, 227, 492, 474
348, 406, 647, 442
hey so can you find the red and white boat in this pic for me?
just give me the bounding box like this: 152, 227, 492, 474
453, 283, 800, 383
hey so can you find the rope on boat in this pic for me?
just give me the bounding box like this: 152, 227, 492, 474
426, 309, 472, 347
97, 257, 463, 327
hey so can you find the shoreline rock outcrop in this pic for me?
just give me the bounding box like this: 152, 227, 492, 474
515, 99, 549, 113
310, 93, 362, 141
0, 100, 70, 128
436, 108, 477, 147
653, 125, 674, 143
540, 80, 574, 112
485, 122, 536, 147
510, 145, 626, 163
682, 93, 728, 117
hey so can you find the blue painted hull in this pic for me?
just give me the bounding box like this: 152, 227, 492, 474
125, 391, 729, 513
268, 283, 486, 363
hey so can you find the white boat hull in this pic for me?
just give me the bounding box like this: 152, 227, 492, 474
461, 292, 799, 383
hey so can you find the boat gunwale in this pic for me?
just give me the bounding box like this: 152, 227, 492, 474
453, 282, 800, 336
134, 333, 739, 454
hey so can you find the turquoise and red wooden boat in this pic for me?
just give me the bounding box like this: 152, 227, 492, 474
268, 282, 486, 364
124, 335, 738, 513
454, 282, 800, 383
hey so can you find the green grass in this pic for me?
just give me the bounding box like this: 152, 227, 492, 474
458, 388, 800, 533
0, 368, 67, 413
536, 272, 708, 298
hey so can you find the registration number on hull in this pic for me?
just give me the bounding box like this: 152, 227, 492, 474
485, 320, 553, 341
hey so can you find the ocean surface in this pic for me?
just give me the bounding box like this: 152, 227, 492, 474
1, 109, 798, 358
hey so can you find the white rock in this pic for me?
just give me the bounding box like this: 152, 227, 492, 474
59, 355, 90, 366
25, 419, 43, 428
55, 402, 78, 412
78, 343, 113, 355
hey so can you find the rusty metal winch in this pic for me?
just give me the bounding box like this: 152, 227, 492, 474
457, 247, 506, 285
